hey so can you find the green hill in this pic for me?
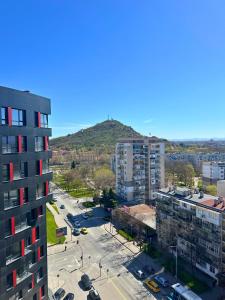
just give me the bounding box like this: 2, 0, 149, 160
50, 119, 142, 151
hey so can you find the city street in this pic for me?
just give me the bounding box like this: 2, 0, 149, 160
47, 186, 171, 300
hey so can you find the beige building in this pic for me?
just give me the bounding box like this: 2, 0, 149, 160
115, 137, 165, 203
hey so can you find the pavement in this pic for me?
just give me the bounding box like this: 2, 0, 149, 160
47, 184, 225, 300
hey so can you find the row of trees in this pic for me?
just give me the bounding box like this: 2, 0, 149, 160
166, 161, 196, 187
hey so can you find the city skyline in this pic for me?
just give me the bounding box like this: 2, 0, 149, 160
1, 1, 225, 139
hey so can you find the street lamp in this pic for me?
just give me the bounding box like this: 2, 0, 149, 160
99, 263, 103, 277
57, 274, 60, 287
107, 269, 109, 279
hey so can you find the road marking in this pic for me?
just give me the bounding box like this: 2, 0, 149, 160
109, 278, 128, 300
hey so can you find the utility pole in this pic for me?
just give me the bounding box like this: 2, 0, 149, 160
99, 263, 102, 277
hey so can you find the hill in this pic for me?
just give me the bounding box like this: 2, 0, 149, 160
50, 119, 142, 151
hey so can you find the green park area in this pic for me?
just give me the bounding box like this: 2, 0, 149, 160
46, 208, 66, 245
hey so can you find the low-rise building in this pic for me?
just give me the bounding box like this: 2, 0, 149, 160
156, 187, 225, 284
112, 204, 156, 242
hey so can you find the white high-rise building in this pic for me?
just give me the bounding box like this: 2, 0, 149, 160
115, 137, 165, 203
202, 161, 225, 184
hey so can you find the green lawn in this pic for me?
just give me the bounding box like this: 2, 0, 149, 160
46, 208, 66, 244
118, 229, 133, 241
82, 201, 96, 208
51, 203, 59, 214
69, 188, 95, 198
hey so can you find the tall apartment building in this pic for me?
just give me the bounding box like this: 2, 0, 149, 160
116, 138, 165, 203
202, 161, 225, 185
156, 187, 225, 284
0, 86, 52, 300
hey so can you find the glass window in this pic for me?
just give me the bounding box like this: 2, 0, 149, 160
15, 214, 28, 233
42, 160, 50, 174
12, 109, 25, 126
1, 107, 7, 125
4, 189, 20, 209
2, 164, 10, 181
36, 183, 45, 198
41, 113, 48, 128
37, 267, 43, 281
2, 136, 18, 154
6, 273, 13, 290
35, 137, 44, 151
14, 162, 28, 180
21, 136, 27, 152
6, 241, 21, 263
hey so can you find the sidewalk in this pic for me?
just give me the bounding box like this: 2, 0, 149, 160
103, 222, 142, 255
47, 203, 72, 244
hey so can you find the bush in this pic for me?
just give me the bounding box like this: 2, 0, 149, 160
118, 229, 133, 241
82, 201, 96, 208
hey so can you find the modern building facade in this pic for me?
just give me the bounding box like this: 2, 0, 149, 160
115, 138, 165, 203
0, 86, 52, 300
202, 161, 225, 185
156, 187, 225, 284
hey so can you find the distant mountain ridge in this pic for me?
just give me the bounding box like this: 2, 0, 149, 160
50, 119, 142, 151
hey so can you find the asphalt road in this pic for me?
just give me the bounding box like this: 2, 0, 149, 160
48, 186, 170, 300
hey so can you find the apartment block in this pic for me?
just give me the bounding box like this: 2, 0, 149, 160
202, 161, 225, 185
156, 187, 225, 284
116, 138, 165, 203
0, 86, 52, 299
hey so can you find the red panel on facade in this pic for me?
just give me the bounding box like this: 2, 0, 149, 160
37, 112, 41, 128
8, 107, 12, 126
12, 270, 17, 287
31, 227, 36, 244
37, 247, 41, 261
18, 135, 22, 153
45, 181, 49, 196
9, 162, 14, 182
32, 273, 35, 288
44, 136, 49, 151
21, 239, 25, 257
19, 188, 24, 206
39, 160, 43, 176
39, 287, 42, 300
11, 216, 15, 235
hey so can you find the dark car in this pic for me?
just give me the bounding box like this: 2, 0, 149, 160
73, 228, 80, 236
54, 288, 66, 300
88, 289, 101, 300
60, 204, 65, 209
63, 293, 75, 300
81, 274, 92, 290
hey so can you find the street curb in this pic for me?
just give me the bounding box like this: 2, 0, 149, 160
104, 225, 140, 255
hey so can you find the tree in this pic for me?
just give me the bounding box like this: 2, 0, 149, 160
205, 184, 217, 196
71, 160, 76, 169
93, 167, 115, 190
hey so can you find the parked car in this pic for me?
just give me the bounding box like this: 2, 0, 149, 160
74, 221, 81, 228
73, 228, 80, 236
88, 288, 101, 300
87, 211, 93, 217
81, 274, 92, 290
154, 275, 169, 287
81, 227, 88, 234
144, 279, 160, 293
133, 270, 145, 280
60, 204, 65, 209
82, 213, 88, 219
54, 288, 66, 300
63, 293, 74, 300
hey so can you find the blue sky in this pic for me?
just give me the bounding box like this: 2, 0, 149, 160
0, 1, 225, 139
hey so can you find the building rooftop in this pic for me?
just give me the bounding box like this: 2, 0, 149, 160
120, 204, 156, 229
159, 187, 225, 211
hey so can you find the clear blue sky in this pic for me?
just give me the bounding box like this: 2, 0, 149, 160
0, 1, 225, 139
